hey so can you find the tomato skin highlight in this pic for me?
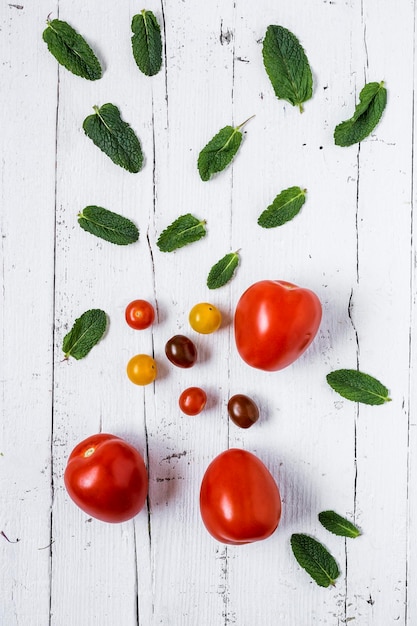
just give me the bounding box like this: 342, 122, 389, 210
64, 433, 148, 523
125, 299, 155, 330
199, 448, 281, 544
234, 280, 322, 371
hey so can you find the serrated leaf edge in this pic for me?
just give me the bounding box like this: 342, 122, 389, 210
291, 534, 339, 588
63, 310, 107, 360
77, 208, 139, 244
44, 18, 102, 80
258, 186, 306, 227
157, 215, 207, 252
334, 81, 386, 146
318, 511, 361, 538
326, 369, 391, 404
262, 25, 312, 112
207, 250, 240, 289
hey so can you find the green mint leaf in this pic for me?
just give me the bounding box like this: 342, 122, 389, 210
258, 186, 306, 228
318, 511, 361, 538
157, 214, 207, 252
334, 81, 387, 147
62, 309, 107, 360
83, 103, 144, 173
326, 369, 391, 405
78, 206, 139, 245
198, 116, 254, 181
262, 25, 312, 112
207, 251, 240, 289
291, 534, 340, 588
42, 19, 102, 80
131, 10, 162, 76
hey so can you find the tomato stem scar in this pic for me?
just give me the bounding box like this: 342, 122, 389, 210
84, 447, 95, 457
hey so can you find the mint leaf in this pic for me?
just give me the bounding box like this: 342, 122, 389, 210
291, 534, 340, 588
83, 103, 143, 173
157, 214, 207, 252
318, 511, 361, 538
131, 10, 162, 76
78, 206, 139, 245
326, 369, 391, 405
42, 19, 102, 80
262, 25, 312, 112
198, 116, 254, 181
258, 186, 306, 228
334, 81, 387, 146
207, 251, 240, 289
62, 309, 107, 360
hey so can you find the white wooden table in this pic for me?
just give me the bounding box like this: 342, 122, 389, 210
1, 1, 416, 624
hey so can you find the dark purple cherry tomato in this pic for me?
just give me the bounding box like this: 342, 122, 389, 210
165, 335, 197, 368
227, 394, 259, 429
179, 387, 207, 415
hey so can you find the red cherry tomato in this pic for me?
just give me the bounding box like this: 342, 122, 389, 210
179, 387, 207, 415
200, 448, 281, 544
234, 280, 322, 371
125, 299, 155, 330
64, 433, 148, 523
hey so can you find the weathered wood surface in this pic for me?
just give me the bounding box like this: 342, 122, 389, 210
1, 0, 416, 624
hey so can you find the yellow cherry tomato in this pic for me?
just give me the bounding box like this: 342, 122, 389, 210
127, 354, 157, 385
189, 303, 222, 334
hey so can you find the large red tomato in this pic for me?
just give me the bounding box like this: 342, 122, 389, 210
64, 433, 148, 523
234, 280, 322, 371
200, 449, 281, 544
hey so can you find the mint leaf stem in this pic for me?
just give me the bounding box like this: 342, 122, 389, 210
236, 114, 256, 130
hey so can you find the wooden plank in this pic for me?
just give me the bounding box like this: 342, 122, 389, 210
226, 1, 360, 623
49, 2, 155, 624
0, 2, 58, 625
0, 0, 416, 624
407, 5, 417, 623
148, 1, 236, 622
343, 0, 414, 623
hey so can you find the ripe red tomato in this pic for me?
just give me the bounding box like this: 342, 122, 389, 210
234, 280, 322, 371
64, 433, 148, 523
179, 387, 207, 415
200, 448, 281, 544
125, 299, 155, 330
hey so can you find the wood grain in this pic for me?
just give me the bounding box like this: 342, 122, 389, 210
1, 0, 416, 624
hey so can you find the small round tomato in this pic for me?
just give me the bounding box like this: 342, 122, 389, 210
227, 394, 259, 429
125, 299, 155, 330
189, 302, 222, 334
165, 335, 197, 368
64, 433, 148, 523
127, 354, 157, 385
179, 387, 207, 415
234, 280, 322, 371
200, 448, 281, 544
